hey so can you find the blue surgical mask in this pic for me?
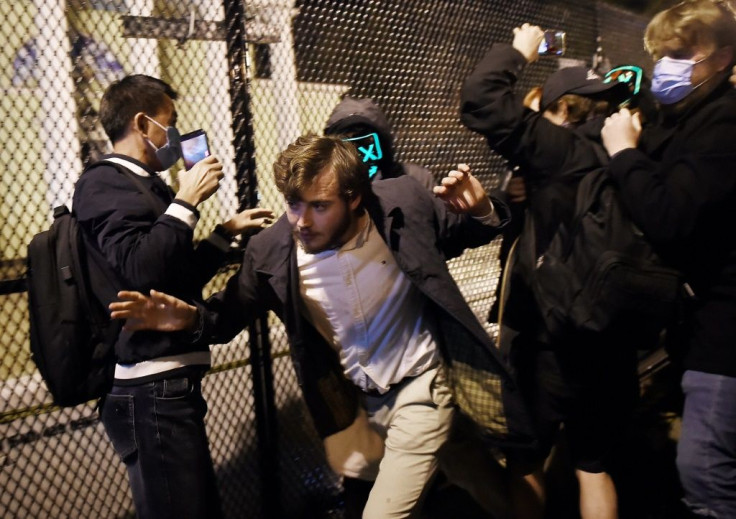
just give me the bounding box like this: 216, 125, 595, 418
650, 56, 706, 105
145, 115, 182, 169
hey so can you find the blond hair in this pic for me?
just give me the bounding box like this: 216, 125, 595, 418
523, 86, 543, 111
645, 0, 736, 63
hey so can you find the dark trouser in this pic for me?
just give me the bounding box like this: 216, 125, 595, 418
342, 477, 374, 519
677, 370, 736, 518
100, 373, 222, 519
501, 325, 639, 473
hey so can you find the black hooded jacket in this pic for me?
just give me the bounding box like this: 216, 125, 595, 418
609, 79, 736, 376
324, 96, 436, 190
460, 44, 612, 336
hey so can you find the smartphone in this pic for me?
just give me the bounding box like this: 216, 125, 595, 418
538, 30, 566, 56
180, 129, 210, 170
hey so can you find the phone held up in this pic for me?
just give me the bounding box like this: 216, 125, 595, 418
180, 129, 211, 170
538, 30, 566, 56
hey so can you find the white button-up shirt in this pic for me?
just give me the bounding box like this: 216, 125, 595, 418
297, 213, 439, 394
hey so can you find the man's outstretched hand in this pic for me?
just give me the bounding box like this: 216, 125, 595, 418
433, 163, 494, 217
109, 290, 198, 332
222, 207, 275, 235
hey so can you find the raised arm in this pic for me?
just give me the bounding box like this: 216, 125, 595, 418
428, 165, 509, 259
459, 25, 586, 181
432, 163, 494, 218
110, 230, 275, 343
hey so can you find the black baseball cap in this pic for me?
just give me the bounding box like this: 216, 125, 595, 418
540, 66, 629, 111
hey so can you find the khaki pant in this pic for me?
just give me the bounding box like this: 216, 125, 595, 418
324, 366, 454, 518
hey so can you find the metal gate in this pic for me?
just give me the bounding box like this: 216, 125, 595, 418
0, 1, 652, 517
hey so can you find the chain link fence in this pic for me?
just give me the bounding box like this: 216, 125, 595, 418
1, 1, 653, 517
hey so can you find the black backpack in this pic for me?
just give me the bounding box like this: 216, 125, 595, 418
26, 161, 164, 406
531, 169, 685, 338
27, 205, 123, 407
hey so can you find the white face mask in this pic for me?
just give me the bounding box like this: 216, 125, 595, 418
145, 115, 182, 169
650, 56, 708, 105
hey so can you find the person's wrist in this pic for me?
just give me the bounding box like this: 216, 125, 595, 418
512, 41, 537, 63
184, 306, 200, 332
469, 198, 494, 218
171, 198, 199, 216
609, 147, 634, 161
175, 190, 199, 207
214, 223, 234, 241
607, 142, 635, 158
472, 201, 500, 226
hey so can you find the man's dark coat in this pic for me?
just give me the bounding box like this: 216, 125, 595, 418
199, 176, 534, 444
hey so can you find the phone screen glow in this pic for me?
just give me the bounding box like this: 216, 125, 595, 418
538, 31, 565, 56
181, 133, 210, 170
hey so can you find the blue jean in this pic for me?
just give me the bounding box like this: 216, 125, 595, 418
677, 370, 736, 518
100, 372, 222, 519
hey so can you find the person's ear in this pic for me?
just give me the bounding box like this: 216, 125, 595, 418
349, 194, 362, 211
133, 112, 149, 137
713, 46, 733, 73
559, 100, 570, 121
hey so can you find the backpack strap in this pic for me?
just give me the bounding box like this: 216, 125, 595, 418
64, 206, 114, 320
496, 234, 520, 344
77, 160, 170, 305
85, 160, 168, 215
560, 169, 610, 260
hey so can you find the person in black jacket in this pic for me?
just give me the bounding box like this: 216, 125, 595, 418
324, 96, 435, 190
602, 2, 736, 516
72, 74, 273, 519
487, 86, 540, 324
460, 24, 634, 519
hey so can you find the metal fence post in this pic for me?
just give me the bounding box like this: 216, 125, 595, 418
221, 1, 280, 517
249, 309, 280, 518
222, 0, 260, 211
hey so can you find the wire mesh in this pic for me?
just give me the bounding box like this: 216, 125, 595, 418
1, 1, 653, 517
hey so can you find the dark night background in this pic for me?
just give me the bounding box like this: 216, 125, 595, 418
604, 0, 734, 15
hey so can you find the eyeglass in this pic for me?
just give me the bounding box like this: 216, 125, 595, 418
603, 65, 643, 97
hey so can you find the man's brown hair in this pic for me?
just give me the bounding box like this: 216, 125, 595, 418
273, 133, 371, 203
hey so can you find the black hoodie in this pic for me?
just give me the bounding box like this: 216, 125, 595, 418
324, 96, 435, 190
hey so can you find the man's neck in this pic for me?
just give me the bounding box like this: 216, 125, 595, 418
340, 211, 372, 251
112, 139, 154, 169
339, 209, 369, 249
